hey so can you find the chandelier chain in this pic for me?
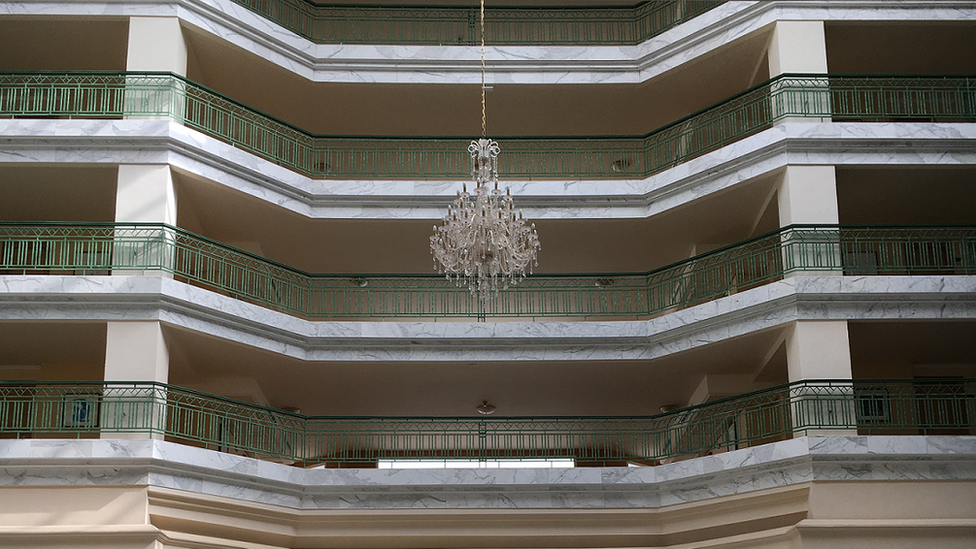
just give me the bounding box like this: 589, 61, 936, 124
480, 0, 486, 138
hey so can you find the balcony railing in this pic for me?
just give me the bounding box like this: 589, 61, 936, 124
1, 379, 972, 466
226, 0, 725, 45
1, 223, 973, 320
1, 72, 974, 179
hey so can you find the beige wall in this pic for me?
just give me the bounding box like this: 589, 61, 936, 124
2, 481, 973, 549
800, 482, 976, 549
0, 487, 157, 549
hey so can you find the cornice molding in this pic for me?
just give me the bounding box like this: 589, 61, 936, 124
2, 1, 975, 83
0, 274, 973, 361
2, 120, 975, 220
0, 435, 972, 508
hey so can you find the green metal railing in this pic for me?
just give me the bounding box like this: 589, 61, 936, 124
1, 223, 973, 319
227, 1, 726, 45
1, 72, 974, 179
1, 379, 972, 466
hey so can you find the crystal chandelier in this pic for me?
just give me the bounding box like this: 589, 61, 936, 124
429, 0, 541, 302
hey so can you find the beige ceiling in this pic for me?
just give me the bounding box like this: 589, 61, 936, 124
181, 21, 772, 137
3, 164, 975, 275
0, 165, 118, 222
837, 167, 976, 225
3, 17, 975, 138
849, 321, 976, 379
164, 323, 790, 417
0, 17, 128, 71
825, 22, 976, 74
174, 168, 780, 274
1, 318, 973, 418
0, 322, 106, 381
165, 319, 976, 416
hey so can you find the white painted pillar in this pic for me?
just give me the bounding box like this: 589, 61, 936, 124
785, 320, 856, 436
768, 21, 828, 77
126, 17, 187, 75
101, 20, 182, 442
767, 20, 830, 123
125, 17, 187, 119
113, 165, 177, 275
777, 165, 842, 276
777, 165, 839, 226
116, 165, 178, 225
104, 322, 170, 383
102, 321, 170, 439
113, 24, 180, 432
785, 321, 852, 382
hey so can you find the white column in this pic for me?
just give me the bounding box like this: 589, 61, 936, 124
116, 165, 178, 224
777, 165, 838, 226
126, 17, 187, 75
785, 320, 856, 436
777, 165, 842, 276
786, 321, 852, 381
102, 321, 170, 439
104, 322, 170, 383
768, 21, 828, 77
114, 165, 177, 275
121, 16, 184, 252
767, 20, 830, 123
125, 17, 187, 119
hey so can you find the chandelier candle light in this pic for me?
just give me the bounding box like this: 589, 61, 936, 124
429, 0, 541, 302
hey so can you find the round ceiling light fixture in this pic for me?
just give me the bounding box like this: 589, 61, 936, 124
476, 401, 496, 415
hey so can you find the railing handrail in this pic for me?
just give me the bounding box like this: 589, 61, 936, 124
0, 379, 307, 419
2, 378, 973, 465
300, 1, 643, 11
220, 0, 727, 46
0, 70, 318, 139
1, 221, 973, 280
1, 377, 971, 421
1, 222, 974, 319
2, 72, 975, 179
4, 71, 974, 141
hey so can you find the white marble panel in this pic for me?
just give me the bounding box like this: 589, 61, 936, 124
0, 274, 974, 362
1, 436, 973, 510
3, 2, 974, 83
0, 465, 151, 487
2, 120, 976, 221
808, 436, 976, 482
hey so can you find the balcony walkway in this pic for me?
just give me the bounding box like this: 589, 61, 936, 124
2, 73, 974, 179
2, 378, 973, 467
1, 223, 973, 320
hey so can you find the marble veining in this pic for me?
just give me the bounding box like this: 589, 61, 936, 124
0, 274, 974, 362
2, 120, 975, 221
0, 436, 972, 510
2, 1, 974, 83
